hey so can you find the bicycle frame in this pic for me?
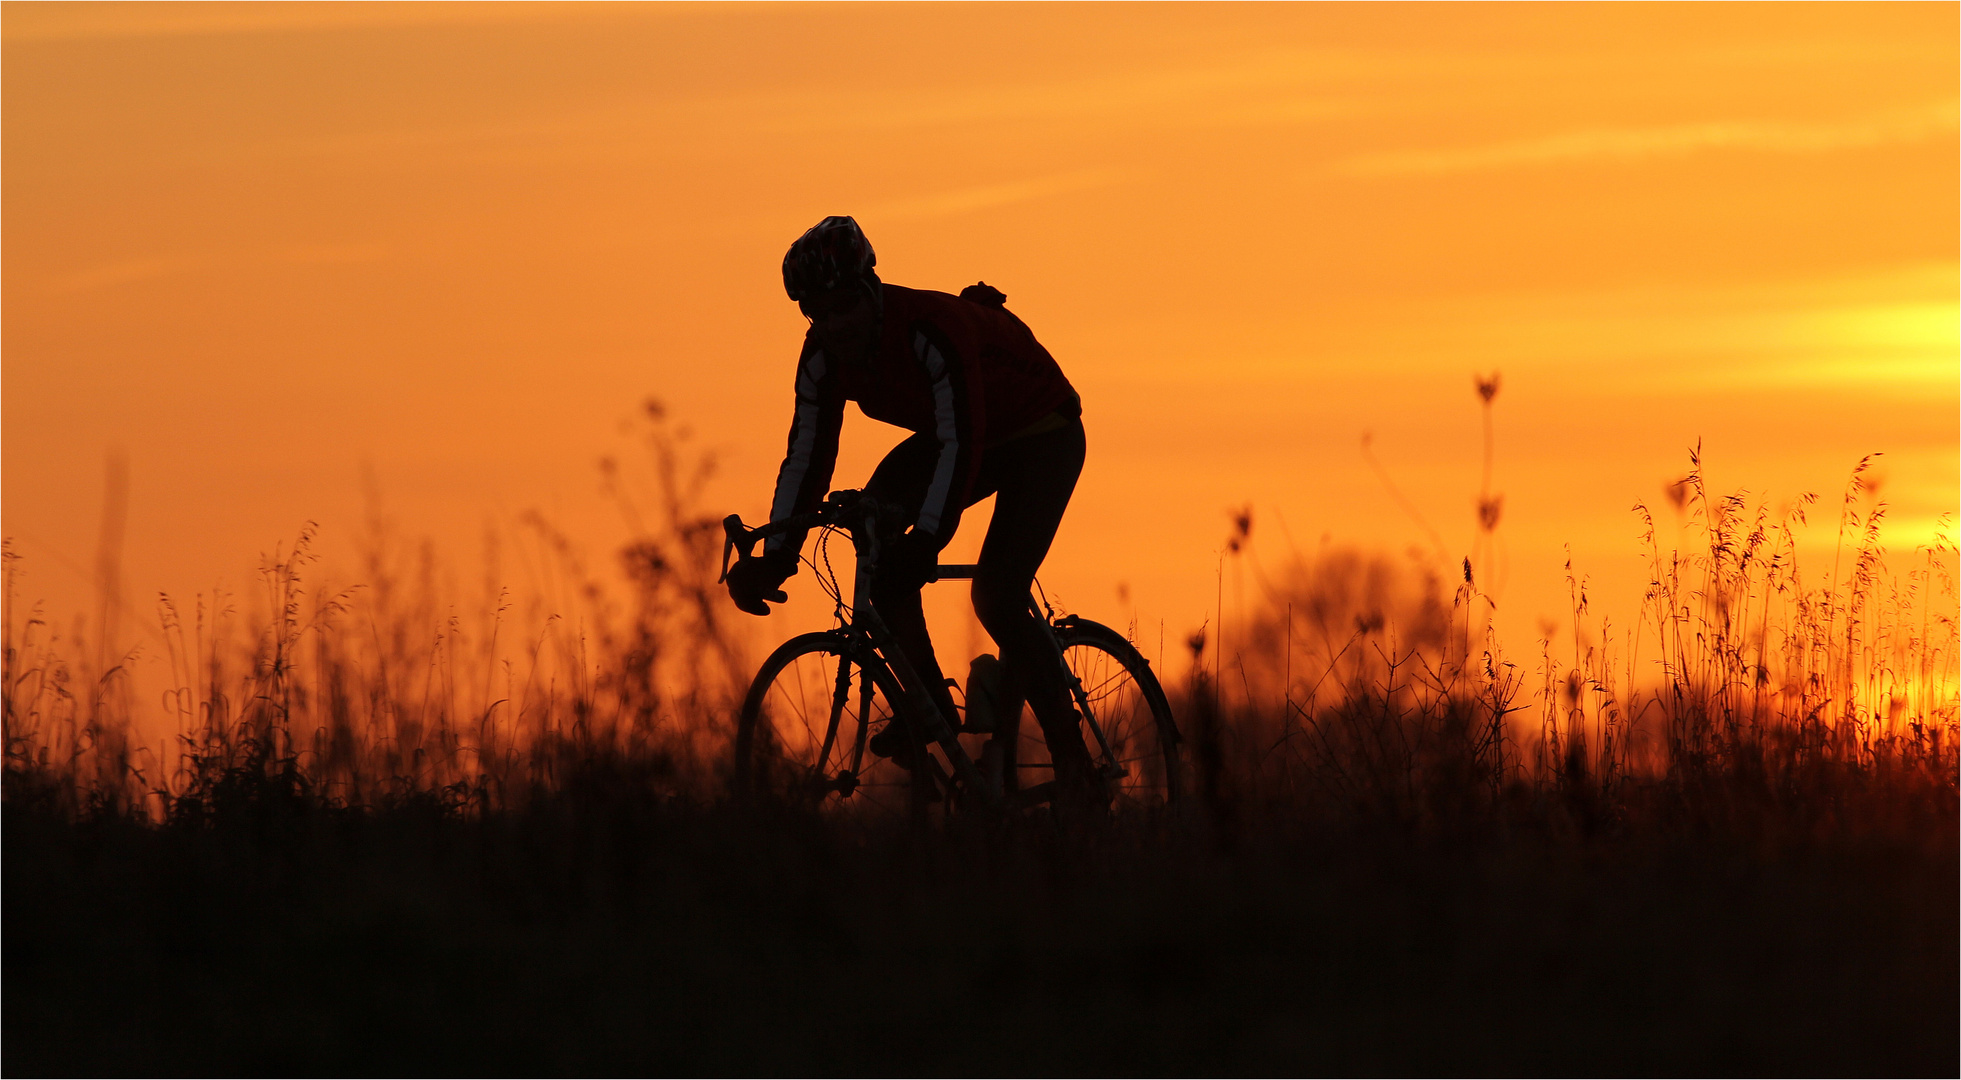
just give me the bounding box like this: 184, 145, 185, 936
723, 492, 1128, 812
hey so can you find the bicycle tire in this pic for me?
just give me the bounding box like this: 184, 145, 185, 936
733, 631, 919, 816
1015, 619, 1183, 811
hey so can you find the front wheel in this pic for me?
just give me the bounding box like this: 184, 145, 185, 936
1012, 619, 1183, 812
733, 632, 917, 817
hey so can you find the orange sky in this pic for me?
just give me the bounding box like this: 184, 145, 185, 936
4, 1, 1956, 687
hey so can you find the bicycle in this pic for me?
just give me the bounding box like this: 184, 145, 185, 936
722, 489, 1182, 819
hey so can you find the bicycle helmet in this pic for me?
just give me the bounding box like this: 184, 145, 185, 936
782, 216, 878, 303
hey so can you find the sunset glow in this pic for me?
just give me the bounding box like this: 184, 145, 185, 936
4, 2, 1955, 734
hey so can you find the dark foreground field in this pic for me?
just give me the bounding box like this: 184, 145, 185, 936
7, 771, 1955, 1077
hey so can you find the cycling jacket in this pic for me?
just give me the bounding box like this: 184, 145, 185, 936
766, 282, 1081, 557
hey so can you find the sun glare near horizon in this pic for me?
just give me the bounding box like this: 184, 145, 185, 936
4, 2, 1955, 718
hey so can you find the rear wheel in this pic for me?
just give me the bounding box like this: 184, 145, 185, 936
1010, 619, 1183, 811
734, 632, 918, 817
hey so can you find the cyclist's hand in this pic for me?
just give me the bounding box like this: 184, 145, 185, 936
880, 529, 941, 591
726, 551, 796, 616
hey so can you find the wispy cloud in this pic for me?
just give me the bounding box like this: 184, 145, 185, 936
862, 170, 1123, 223
1341, 100, 1959, 175
1, 2, 580, 43
47, 244, 391, 295
1210, 262, 1960, 395
48, 254, 211, 295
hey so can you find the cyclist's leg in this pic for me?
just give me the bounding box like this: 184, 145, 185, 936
969, 420, 1092, 783
863, 434, 962, 738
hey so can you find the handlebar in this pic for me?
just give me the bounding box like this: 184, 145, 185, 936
718, 489, 881, 583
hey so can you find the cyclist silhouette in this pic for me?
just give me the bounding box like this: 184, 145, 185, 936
725, 215, 1097, 799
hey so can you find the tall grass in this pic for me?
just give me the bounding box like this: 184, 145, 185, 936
1180, 449, 1955, 840
3, 397, 1955, 836
3, 402, 749, 821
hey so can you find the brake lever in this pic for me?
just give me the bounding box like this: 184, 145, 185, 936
718, 514, 744, 584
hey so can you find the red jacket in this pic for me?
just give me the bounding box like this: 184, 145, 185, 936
766, 283, 1080, 555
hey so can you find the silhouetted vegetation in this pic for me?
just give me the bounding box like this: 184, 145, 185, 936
5, 406, 1955, 1074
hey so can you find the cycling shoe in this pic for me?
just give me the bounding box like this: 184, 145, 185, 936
867, 723, 919, 764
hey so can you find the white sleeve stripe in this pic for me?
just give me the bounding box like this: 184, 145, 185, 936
916, 334, 961, 536
771, 399, 822, 518
768, 350, 828, 552
913, 331, 940, 376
